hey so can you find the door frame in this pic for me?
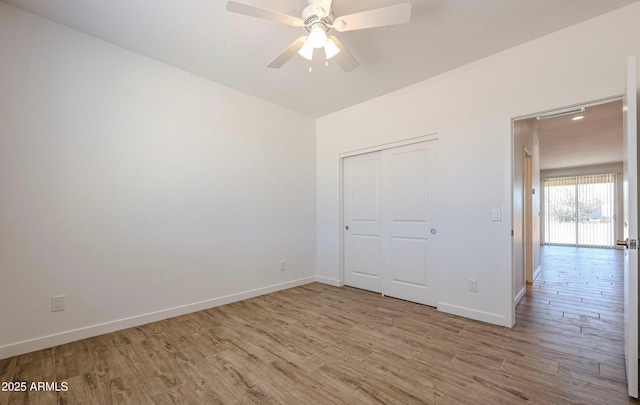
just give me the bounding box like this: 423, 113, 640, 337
339, 133, 439, 287
622, 54, 638, 398
524, 150, 533, 283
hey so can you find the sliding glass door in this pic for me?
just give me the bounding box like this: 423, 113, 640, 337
543, 174, 616, 248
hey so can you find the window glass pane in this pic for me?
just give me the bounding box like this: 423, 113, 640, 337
545, 178, 577, 245
543, 174, 615, 248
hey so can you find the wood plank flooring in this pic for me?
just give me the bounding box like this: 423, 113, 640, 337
1, 246, 638, 404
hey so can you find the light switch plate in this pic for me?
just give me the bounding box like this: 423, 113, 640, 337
492, 208, 502, 221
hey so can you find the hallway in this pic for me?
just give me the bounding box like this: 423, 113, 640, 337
516, 245, 632, 400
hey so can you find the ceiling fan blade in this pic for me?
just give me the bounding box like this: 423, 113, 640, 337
334, 2, 411, 32
226, 1, 304, 27
328, 36, 359, 73
267, 36, 307, 68
312, 0, 333, 18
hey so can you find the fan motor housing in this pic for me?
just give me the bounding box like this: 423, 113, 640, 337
302, 4, 334, 33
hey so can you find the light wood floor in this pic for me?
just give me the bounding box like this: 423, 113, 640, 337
1, 246, 638, 404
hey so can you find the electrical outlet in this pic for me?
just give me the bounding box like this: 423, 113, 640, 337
51, 295, 65, 312
280, 261, 286, 271
468, 279, 477, 293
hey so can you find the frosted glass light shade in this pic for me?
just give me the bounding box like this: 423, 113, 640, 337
324, 38, 340, 60
308, 26, 327, 48
298, 40, 314, 60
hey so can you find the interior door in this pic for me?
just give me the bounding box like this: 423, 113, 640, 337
343, 151, 383, 293
622, 55, 639, 398
381, 141, 438, 306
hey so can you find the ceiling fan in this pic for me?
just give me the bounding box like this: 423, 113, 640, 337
226, 0, 412, 72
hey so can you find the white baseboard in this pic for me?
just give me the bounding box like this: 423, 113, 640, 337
0, 276, 316, 360
533, 265, 542, 281
515, 287, 526, 306
437, 302, 505, 326
315, 275, 342, 287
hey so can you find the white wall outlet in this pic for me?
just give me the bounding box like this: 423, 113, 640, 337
51, 295, 65, 312
280, 261, 286, 271
468, 279, 477, 293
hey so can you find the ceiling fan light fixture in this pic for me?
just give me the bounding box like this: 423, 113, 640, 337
225, 0, 413, 72
298, 39, 314, 60
325, 37, 340, 60
308, 25, 327, 48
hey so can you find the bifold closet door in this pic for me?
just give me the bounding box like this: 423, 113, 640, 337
343, 140, 438, 306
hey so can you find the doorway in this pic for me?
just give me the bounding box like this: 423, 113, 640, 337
512, 98, 624, 307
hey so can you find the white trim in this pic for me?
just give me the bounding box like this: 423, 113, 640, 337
508, 118, 516, 328
511, 96, 623, 121
0, 276, 315, 360
338, 133, 439, 159
338, 155, 346, 290
316, 276, 343, 287
533, 265, 542, 281
515, 287, 526, 306
523, 148, 532, 285
437, 302, 506, 327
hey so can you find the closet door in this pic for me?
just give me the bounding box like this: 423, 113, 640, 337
381, 141, 438, 306
343, 151, 383, 293
343, 140, 439, 306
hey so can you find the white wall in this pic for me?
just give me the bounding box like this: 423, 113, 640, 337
316, 3, 640, 326
0, 3, 316, 358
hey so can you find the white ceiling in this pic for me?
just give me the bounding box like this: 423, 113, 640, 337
529, 100, 623, 171
4, 0, 640, 117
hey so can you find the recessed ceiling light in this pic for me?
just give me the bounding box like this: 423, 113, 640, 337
571, 116, 585, 121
